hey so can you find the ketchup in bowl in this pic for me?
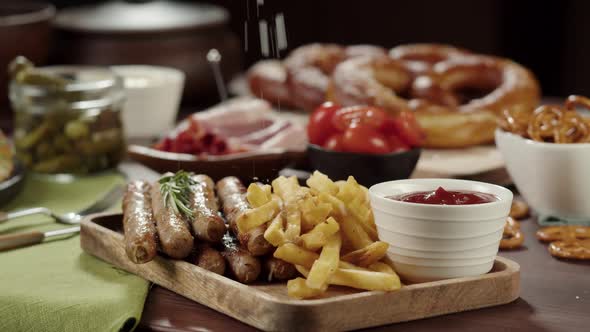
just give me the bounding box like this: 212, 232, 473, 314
389, 187, 497, 205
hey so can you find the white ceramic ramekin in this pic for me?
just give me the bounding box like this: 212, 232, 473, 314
496, 129, 590, 220
111, 65, 185, 138
369, 178, 513, 283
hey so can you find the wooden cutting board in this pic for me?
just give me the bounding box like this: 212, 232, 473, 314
80, 213, 520, 332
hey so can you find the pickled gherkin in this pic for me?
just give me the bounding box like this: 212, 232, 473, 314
9, 57, 125, 174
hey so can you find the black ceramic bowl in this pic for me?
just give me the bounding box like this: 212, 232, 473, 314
0, 161, 25, 206
307, 144, 421, 187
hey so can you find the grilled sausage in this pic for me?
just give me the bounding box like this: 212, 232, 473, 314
122, 180, 158, 264
221, 232, 261, 284
151, 179, 194, 259
263, 256, 298, 281
216, 176, 250, 233
189, 174, 226, 243
194, 244, 226, 275
239, 224, 274, 256
216, 176, 273, 256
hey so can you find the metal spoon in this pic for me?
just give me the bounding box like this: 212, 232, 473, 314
207, 48, 228, 101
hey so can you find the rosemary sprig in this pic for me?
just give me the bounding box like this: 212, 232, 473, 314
159, 170, 197, 219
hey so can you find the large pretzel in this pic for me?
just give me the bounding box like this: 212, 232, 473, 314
247, 44, 386, 111
330, 44, 540, 148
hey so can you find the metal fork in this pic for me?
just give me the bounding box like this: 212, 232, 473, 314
0, 185, 124, 252
0, 185, 124, 225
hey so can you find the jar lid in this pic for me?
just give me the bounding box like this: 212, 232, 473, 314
12, 66, 125, 111
54, 0, 229, 34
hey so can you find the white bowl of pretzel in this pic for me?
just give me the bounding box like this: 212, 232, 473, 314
496, 95, 590, 220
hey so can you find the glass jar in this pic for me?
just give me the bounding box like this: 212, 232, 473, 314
10, 66, 125, 174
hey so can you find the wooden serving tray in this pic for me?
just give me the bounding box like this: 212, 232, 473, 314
80, 213, 521, 332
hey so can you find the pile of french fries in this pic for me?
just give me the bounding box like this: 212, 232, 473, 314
238, 171, 401, 299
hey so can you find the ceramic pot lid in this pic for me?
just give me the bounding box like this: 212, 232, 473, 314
54, 0, 229, 33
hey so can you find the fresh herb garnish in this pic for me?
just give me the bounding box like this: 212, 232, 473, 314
159, 170, 197, 219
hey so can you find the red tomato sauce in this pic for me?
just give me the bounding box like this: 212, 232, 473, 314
389, 187, 497, 205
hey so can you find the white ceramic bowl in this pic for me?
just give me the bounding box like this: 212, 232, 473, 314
391, 261, 495, 283
369, 178, 512, 283
496, 129, 590, 220
389, 242, 500, 259
111, 65, 185, 138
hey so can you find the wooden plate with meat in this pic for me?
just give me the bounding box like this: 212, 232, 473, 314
81, 171, 520, 331
81, 213, 520, 331
128, 145, 306, 183
127, 98, 307, 182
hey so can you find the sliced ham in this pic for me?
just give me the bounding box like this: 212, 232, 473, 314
155, 97, 307, 155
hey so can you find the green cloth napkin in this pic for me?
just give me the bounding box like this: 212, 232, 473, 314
0, 172, 150, 332
538, 214, 590, 227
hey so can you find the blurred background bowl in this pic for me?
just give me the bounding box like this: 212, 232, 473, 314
0, 1, 54, 109
0, 160, 25, 206
496, 129, 590, 220
111, 65, 185, 139
307, 144, 421, 187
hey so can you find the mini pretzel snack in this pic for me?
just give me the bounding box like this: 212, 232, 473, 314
500, 95, 590, 143
509, 199, 530, 220
500, 217, 525, 250
536, 225, 590, 260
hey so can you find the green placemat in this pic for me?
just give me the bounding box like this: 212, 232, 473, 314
0, 172, 150, 332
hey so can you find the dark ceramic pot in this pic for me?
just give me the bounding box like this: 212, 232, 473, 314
0, 1, 54, 109
51, 0, 242, 106
307, 144, 421, 187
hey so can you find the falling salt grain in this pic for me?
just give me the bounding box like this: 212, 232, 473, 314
275, 13, 288, 51
259, 20, 269, 56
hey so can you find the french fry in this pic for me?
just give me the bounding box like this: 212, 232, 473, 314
276, 243, 367, 271
306, 233, 341, 290
338, 261, 368, 270
271, 176, 299, 198
283, 202, 302, 241
264, 213, 287, 247
339, 214, 373, 251
246, 183, 272, 208
368, 262, 397, 275
236, 197, 281, 234
287, 277, 324, 299
347, 202, 378, 241
341, 241, 389, 267
297, 266, 401, 291
273, 176, 307, 240
260, 172, 402, 298
336, 176, 360, 203
317, 192, 347, 217
273, 243, 318, 268
306, 171, 339, 195
299, 217, 340, 251
299, 197, 332, 231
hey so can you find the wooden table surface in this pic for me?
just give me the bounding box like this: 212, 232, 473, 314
136, 214, 590, 332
